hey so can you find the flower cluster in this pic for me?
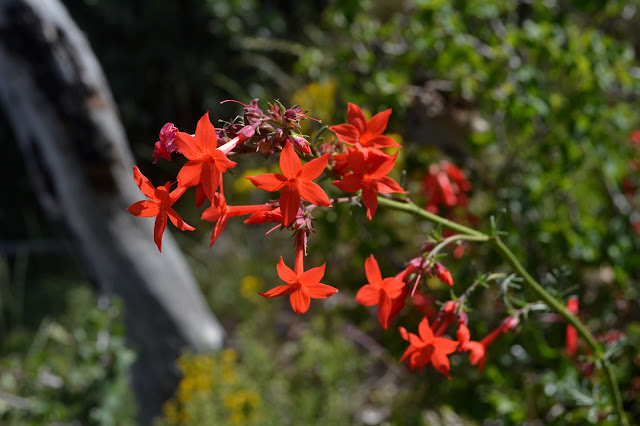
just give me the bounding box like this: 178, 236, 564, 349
128, 100, 405, 315
128, 100, 518, 379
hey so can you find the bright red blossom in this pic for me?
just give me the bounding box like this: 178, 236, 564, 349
127, 166, 194, 252
333, 149, 405, 219
566, 297, 579, 356
259, 256, 338, 314
175, 112, 237, 200
330, 102, 400, 150
247, 142, 332, 226
399, 316, 459, 377
356, 255, 406, 329
434, 262, 454, 286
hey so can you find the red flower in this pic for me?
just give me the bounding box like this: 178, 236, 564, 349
356, 255, 406, 329
434, 262, 454, 286
259, 256, 338, 314
244, 206, 282, 224
127, 166, 195, 251
201, 193, 272, 247
566, 297, 579, 356
333, 149, 405, 219
422, 161, 471, 214
175, 112, 237, 200
153, 122, 179, 163
399, 316, 459, 377
457, 317, 517, 371
456, 322, 486, 371
330, 103, 400, 150
247, 142, 332, 226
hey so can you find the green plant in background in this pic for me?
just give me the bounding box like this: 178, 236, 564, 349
0, 285, 136, 425
4, 0, 638, 424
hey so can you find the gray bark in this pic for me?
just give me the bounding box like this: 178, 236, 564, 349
0, 0, 224, 423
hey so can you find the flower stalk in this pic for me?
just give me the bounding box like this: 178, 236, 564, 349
376, 195, 629, 425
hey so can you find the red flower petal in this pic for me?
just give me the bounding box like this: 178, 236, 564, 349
279, 185, 301, 227
297, 181, 331, 207
153, 212, 168, 252
177, 160, 203, 188
356, 285, 380, 306
346, 102, 367, 134
377, 294, 392, 329
362, 109, 391, 140
299, 263, 326, 286
259, 284, 296, 298
167, 208, 195, 231
127, 200, 160, 217
276, 257, 298, 284
246, 173, 287, 192
279, 142, 302, 178
304, 282, 339, 299
364, 255, 383, 287
194, 112, 218, 155
290, 289, 311, 314
132, 166, 157, 199
299, 153, 330, 181
329, 123, 359, 145
332, 173, 363, 193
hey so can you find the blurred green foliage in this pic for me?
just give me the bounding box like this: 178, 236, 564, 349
2, 0, 640, 424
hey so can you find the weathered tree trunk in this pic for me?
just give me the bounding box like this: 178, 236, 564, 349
0, 0, 224, 423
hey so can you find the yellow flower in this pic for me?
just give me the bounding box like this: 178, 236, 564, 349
240, 276, 263, 299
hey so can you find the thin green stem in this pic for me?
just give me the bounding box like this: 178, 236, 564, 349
377, 195, 629, 425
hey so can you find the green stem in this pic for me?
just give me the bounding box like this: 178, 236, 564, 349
377, 196, 628, 425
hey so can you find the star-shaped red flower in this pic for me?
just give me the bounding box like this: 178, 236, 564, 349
330, 102, 400, 150
175, 112, 237, 200
399, 316, 459, 377
259, 257, 338, 314
127, 166, 195, 251
356, 255, 406, 329
247, 142, 331, 226
333, 149, 405, 219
